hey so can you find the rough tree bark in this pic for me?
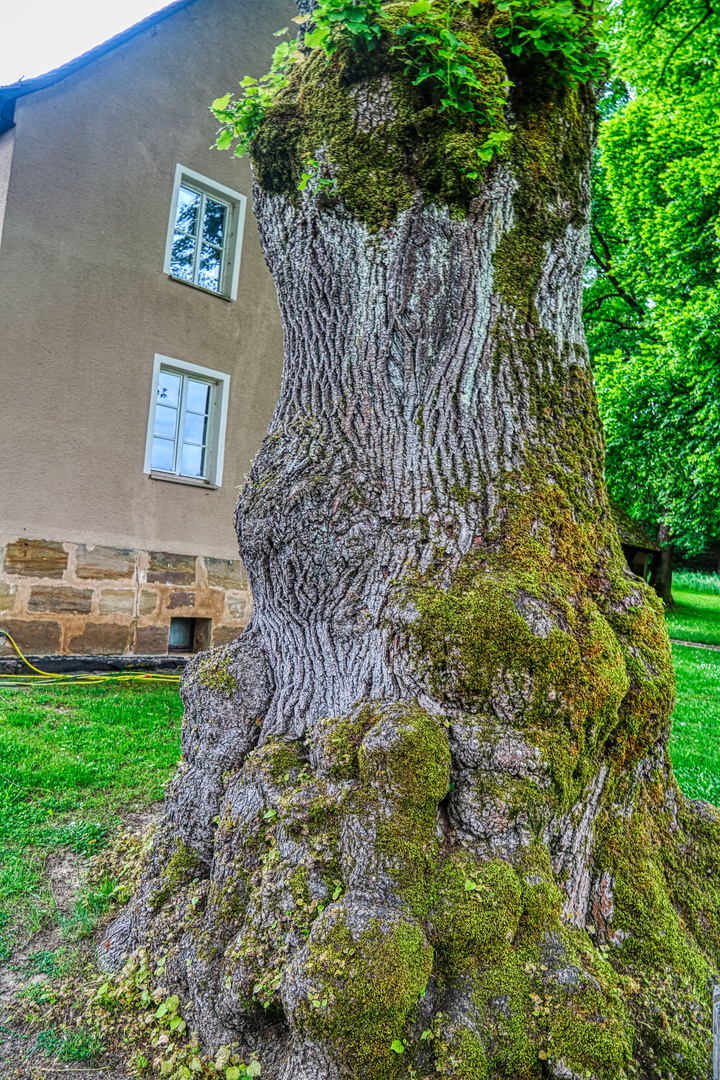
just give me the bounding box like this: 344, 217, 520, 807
102, 5, 720, 1078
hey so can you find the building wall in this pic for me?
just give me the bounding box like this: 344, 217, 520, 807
0, 535, 251, 658
0, 0, 295, 653
0, 0, 292, 559
0, 128, 14, 248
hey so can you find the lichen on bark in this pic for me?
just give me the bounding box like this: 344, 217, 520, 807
100, 4, 720, 1078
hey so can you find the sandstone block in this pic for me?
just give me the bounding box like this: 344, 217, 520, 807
0, 619, 62, 654
68, 623, 132, 655
205, 557, 247, 590
4, 538, 67, 578
225, 594, 247, 620
76, 545, 136, 580
211, 625, 241, 648
0, 583, 17, 613
168, 591, 196, 610
98, 589, 135, 615
28, 586, 93, 614
148, 551, 196, 585
135, 625, 169, 654
139, 590, 159, 615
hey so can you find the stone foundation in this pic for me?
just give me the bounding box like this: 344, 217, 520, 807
0, 537, 252, 657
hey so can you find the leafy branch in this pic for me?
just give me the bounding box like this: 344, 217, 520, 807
494, 0, 609, 84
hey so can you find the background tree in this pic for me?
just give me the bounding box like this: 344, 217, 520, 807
584, 0, 720, 601
103, 3, 720, 1078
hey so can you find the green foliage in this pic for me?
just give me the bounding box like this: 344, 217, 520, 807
211, 0, 609, 188
595, 347, 720, 555
302, 0, 384, 56
297, 156, 337, 193
586, 1, 720, 557
393, 0, 509, 127
495, 0, 609, 82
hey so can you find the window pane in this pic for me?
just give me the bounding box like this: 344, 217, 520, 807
198, 243, 221, 291
186, 379, 210, 414
180, 442, 205, 477
182, 411, 207, 446
153, 404, 178, 440
170, 233, 196, 281
151, 437, 175, 472
156, 370, 181, 408
175, 186, 200, 236
202, 198, 226, 246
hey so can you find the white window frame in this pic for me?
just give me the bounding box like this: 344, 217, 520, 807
143, 354, 231, 487
163, 164, 246, 301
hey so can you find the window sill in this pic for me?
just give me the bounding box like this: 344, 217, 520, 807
149, 471, 218, 490
167, 274, 233, 301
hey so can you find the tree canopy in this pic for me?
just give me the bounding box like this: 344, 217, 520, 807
586, 0, 720, 557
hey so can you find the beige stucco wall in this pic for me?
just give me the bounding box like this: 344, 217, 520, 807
0, 128, 14, 249
0, 0, 292, 559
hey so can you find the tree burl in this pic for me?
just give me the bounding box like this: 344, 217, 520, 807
102, 4, 720, 1077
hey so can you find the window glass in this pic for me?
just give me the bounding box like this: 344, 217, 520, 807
170, 187, 201, 282
151, 370, 211, 478
198, 245, 222, 291
169, 185, 228, 294
202, 199, 226, 245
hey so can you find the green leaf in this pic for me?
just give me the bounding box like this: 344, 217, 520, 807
407, 0, 433, 13
226, 1069, 241, 1080
390, 1040, 405, 1054
211, 94, 232, 111
216, 130, 233, 150
246, 1064, 262, 1078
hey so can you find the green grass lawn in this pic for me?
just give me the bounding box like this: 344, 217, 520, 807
0, 682, 182, 954
666, 588, 720, 646
669, 644, 720, 805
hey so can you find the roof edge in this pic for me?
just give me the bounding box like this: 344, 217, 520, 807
0, 0, 199, 118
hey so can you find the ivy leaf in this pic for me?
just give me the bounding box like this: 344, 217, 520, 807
390, 1040, 405, 1054
408, 0, 433, 13
211, 94, 232, 111
226, 1069, 241, 1080
246, 1063, 262, 1077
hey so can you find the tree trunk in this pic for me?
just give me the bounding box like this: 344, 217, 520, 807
651, 521, 674, 608
102, 11, 720, 1079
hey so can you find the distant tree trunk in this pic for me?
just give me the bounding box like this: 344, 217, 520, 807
102, 8, 720, 1079
651, 520, 674, 607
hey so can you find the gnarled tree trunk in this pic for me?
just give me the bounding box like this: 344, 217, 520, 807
103, 7, 720, 1079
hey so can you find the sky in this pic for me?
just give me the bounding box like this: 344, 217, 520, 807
0, 0, 172, 85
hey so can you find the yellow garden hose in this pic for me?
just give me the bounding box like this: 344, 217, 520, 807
0, 628, 182, 688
